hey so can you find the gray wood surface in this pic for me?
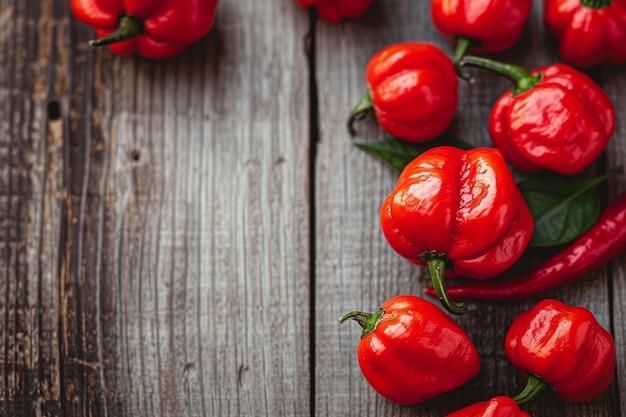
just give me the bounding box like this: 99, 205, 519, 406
0, 0, 624, 416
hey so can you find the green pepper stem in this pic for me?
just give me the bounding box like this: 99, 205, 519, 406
347, 91, 373, 135
338, 308, 384, 338
581, 0, 611, 8
453, 36, 473, 81
421, 254, 467, 315
460, 55, 541, 95
89, 15, 144, 48
512, 374, 550, 404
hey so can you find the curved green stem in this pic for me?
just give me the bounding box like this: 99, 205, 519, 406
338, 308, 384, 338
89, 15, 144, 48
581, 0, 611, 8
420, 253, 466, 315
453, 36, 473, 81
460, 55, 541, 96
347, 91, 373, 135
512, 374, 551, 404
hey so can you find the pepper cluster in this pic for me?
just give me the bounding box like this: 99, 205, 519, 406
339, 0, 623, 414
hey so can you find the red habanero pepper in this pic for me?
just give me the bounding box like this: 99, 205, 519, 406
338, 294, 480, 405
424, 190, 626, 301
348, 42, 459, 143
544, 0, 626, 68
381, 146, 534, 315
431, 0, 532, 63
71, 0, 219, 59
445, 396, 530, 417
461, 55, 616, 175
296, 0, 373, 22
504, 299, 616, 403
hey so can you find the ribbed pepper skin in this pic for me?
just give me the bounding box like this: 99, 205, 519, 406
445, 396, 531, 417
71, 0, 218, 58
296, 0, 373, 22
380, 146, 533, 279
365, 42, 459, 142
343, 295, 480, 405
489, 64, 616, 175
505, 299, 616, 403
431, 0, 532, 53
544, 0, 626, 67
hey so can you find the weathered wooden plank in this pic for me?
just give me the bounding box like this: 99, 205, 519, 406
0, 1, 69, 416
314, 1, 619, 416
62, 1, 312, 416
603, 62, 626, 417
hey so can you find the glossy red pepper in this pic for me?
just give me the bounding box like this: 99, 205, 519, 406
461, 56, 616, 175
544, 0, 626, 67
424, 190, 626, 301
338, 294, 480, 405
70, 0, 219, 59
381, 146, 534, 314
348, 42, 459, 143
504, 299, 616, 403
445, 396, 530, 417
431, 0, 532, 64
296, 0, 373, 22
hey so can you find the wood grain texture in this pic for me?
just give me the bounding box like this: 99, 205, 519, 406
2, 0, 311, 416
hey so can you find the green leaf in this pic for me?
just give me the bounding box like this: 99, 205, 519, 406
518, 169, 620, 247
355, 135, 473, 173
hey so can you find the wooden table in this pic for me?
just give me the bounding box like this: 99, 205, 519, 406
1, 1, 624, 416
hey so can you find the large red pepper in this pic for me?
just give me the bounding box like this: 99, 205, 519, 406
348, 42, 459, 143
338, 294, 480, 405
544, 0, 626, 68
424, 190, 626, 301
504, 299, 616, 403
461, 55, 616, 175
445, 396, 530, 417
431, 0, 532, 64
296, 0, 373, 22
71, 0, 219, 59
381, 146, 534, 314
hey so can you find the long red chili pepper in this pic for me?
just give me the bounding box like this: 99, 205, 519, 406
424, 190, 626, 300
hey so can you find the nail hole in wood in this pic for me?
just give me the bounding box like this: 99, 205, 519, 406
130, 149, 141, 161
47, 100, 61, 121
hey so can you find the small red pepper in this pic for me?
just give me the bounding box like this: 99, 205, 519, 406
381, 146, 534, 314
431, 0, 532, 63
348, 42, 459, 143
338, 294, 480, 405
544, 0, 626, 68
504, 299, 616, 403
461, 55, 616, 175
444, 396, 530, 417
424, 190, 626, 301
296, 0, 373, 22
70, 0, 219, 59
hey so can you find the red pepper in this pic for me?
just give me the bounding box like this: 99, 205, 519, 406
296, 0, 373, 22
445, 396, 530, 417
70, 0, 219, 59
348, 42, 459, 143
381, 146, 534, 314
544, 0, 626, 68
424, 190, 626, 301
461, 55, 616, 175
338, 294, 480, 405
504, 299, 616, 403
431, 0, 532, 63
